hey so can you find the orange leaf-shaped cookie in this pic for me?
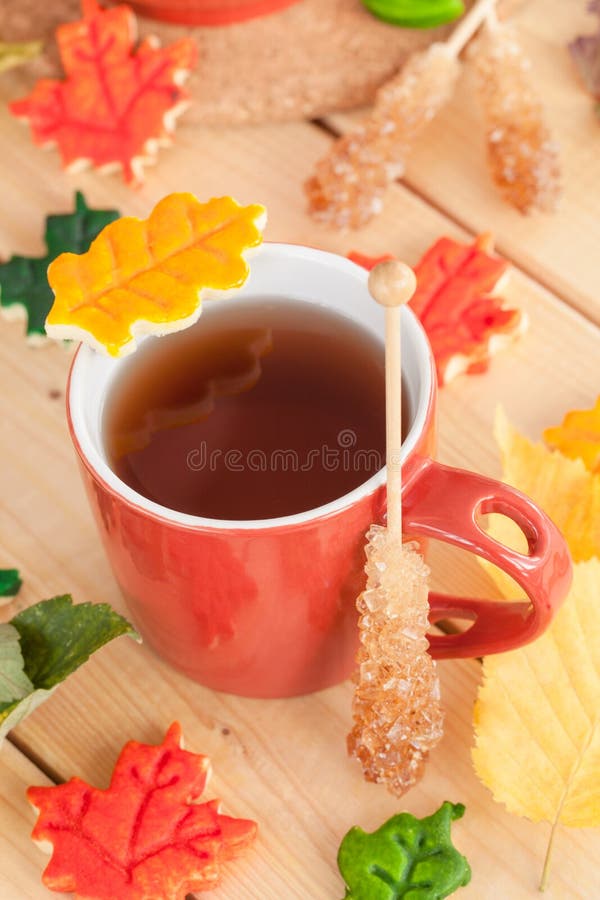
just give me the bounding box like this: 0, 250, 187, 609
9, 0, 197, 185
544, 396, 600, 473
28, 722, 257, 899
45, 193, 267, 357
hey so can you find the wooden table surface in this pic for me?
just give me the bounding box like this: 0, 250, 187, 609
0, 1, 598, 897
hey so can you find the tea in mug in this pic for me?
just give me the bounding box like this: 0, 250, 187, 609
103, 299, 406, 520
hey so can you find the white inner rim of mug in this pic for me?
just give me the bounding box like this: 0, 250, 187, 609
68, 243, 432, 530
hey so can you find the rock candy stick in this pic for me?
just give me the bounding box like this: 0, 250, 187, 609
468, 16, 561, 213
305, 0, 498, 229
347, 262, 444, 796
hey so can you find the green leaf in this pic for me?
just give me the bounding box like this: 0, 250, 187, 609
0, 568, 22, 597
361, 0, 465, 28
0, 595, 138, 741
0, 192, 120, 340
9, 595, 138, 688
0, 40, 42, 74
337, 801, 471, 900
0, 624, 34, 704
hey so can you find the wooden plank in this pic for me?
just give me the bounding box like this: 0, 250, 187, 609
0, 742, 54, 899
0, 82, 598, 898
324, 0, 600, 324
7, 649, 600, 900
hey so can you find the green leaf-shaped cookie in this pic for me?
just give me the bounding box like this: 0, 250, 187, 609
0, 595, 138, 740
338, 801, 471, 900
361, 0, 465, 28
0, 568, 22, 598
0, 191, 119, 341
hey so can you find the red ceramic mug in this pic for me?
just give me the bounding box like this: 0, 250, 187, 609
127, 0, 302, 26
67, 244, 572, 698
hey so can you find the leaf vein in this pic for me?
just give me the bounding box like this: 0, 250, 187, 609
493, 674, 567, 789
67, 214, 243, 314
521, 649, 582, 757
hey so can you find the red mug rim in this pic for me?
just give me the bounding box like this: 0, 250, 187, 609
66, 243, 435, 533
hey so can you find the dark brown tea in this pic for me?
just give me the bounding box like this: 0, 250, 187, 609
103, 299, 404, 520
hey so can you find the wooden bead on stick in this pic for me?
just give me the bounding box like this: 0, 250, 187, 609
368, 260, 417, 308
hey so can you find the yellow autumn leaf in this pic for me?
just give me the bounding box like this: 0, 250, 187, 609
45, 193, 267, 357
544, 395, 600, 474
472, 558, 600, 887
481, 409, 600, 599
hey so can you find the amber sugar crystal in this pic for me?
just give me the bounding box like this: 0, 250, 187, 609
469, 24, 561, 214
348, 527, 444, 796
305, 44, 460, 229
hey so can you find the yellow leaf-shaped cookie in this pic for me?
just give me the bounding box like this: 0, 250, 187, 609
45, 194, 267, 357
473, 558, 600, 886
544, 396, 600, 474
483, 410, 600, 599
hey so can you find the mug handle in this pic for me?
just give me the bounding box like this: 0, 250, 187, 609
401, 459, 572, 659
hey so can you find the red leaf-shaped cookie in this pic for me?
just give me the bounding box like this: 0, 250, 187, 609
352, 236, 526, 385
10, 0, 197, 185
411, 234, 525, 384
27, 723, 257, 899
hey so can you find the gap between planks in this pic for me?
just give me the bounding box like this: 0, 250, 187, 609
7, 734, 62, 786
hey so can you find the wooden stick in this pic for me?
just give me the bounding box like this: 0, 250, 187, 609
486, 3, 499, 28
368, 261, 417, 539
446, 0, 498, 57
